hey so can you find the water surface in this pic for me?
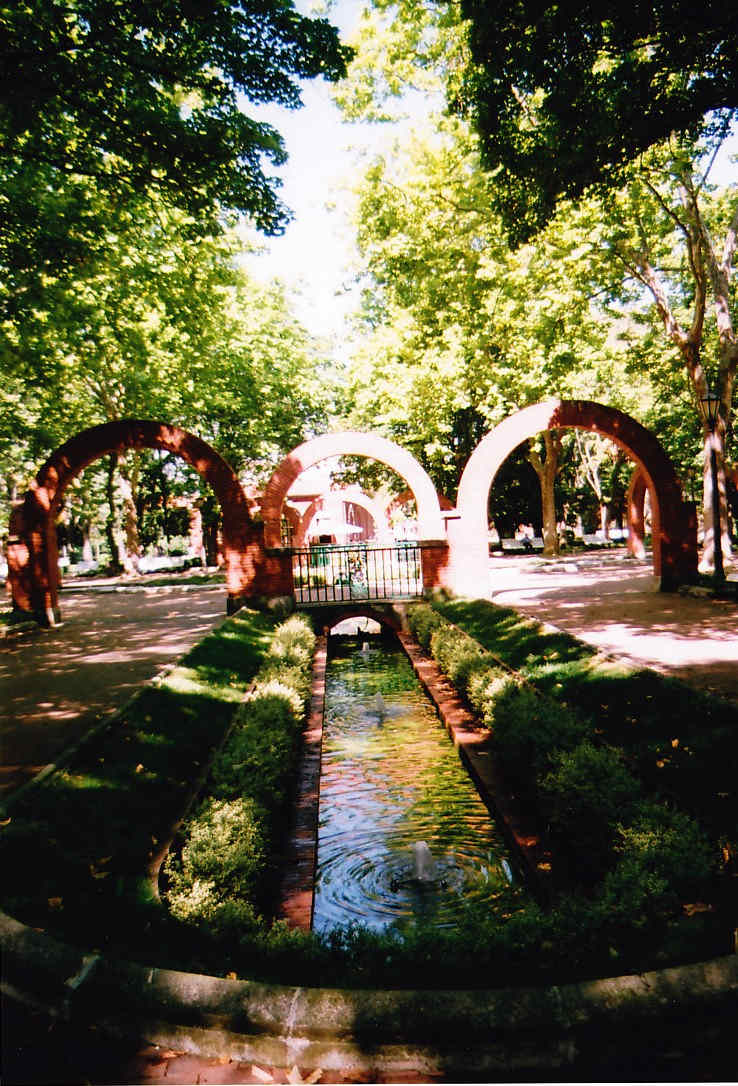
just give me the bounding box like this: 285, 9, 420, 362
313, 637, 518, 934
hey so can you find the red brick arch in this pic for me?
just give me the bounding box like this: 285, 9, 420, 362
311, 603, 404, 634
293, 489, 391, 548
448, 400, 697, 594
261, 432, 446, 549
7, 420, 268, 624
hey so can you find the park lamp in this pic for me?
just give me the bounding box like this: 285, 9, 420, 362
700, 386, 725, 584
700, 388, 721, 431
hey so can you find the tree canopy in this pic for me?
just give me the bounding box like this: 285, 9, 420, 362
456, 0, 738, 241
1, 0, 350, 229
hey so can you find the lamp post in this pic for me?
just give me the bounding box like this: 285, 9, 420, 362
700, 388, 725, 585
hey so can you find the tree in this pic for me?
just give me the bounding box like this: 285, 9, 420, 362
343, 116, 641, 553
0, 187, 332, 565
588, 138, 738, 569
456, 0, 738, 242
1, 0, 351, 236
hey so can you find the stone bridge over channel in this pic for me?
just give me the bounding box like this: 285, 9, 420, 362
7, 401, 698, 624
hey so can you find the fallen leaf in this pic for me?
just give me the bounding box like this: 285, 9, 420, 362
135, 763, 144, 773
251, 1066, 274, 1083
226, 971, 238, 980
683, 902, 714, 916
47, 897, 63, 910
0, 817, 12, 826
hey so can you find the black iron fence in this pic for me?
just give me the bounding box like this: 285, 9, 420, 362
291, 543, 422, 604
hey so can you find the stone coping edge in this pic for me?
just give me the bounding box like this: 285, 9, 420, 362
2, 910, 737, 1074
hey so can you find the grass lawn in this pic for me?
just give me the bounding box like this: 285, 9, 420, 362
0, 608, 276, 961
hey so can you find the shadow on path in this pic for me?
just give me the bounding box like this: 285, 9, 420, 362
0, 585, 225, 795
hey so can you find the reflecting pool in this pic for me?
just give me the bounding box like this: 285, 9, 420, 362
313, 636, 520, 934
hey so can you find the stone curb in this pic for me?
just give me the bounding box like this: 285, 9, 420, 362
2, 911, 737, 1076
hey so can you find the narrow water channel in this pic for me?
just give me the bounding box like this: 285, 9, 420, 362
313, 635, 519, 934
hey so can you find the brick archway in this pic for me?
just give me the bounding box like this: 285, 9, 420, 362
262, 432, 446, 549
386, 487, 454, 519
308, 603, 405, 634
7, 420, 269, 624
294, 487, 392, 548
448, 399, 697, 595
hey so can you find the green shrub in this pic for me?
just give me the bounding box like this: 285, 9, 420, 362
407, 603, 445, 650
489, 683, 588, 785
163, 611, 315, 936
611, 801, 716, 903
540, 741, 642, 882
165, 796, 266, 924
268, 615, 315, 665
210, 697, 300, 812
428, 624, 492, 694
466, 666, 516, 727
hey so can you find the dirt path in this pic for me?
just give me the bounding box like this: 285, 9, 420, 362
488, 550, 738, 706
1, 583, 227, 795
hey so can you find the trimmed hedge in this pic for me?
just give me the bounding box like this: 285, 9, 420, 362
163, 614, 316, 938
407, 602, 725, 968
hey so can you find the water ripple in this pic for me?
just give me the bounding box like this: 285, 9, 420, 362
313, 639, 519, 934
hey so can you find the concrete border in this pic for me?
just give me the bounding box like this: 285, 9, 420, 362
1, 911, 736, 1077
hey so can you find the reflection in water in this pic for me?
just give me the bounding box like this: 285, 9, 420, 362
313, 637, 519, 934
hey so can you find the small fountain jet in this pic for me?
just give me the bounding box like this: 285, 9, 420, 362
390, 841, 448, 892
373, 692, 387, 720
412, 840, 436, 881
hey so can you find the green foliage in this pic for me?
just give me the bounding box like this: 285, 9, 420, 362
539, 741, 643, 881
488, 684, 588, 786
429, 623, 487, 695
612, 801, 716, 904
163, 613, 314, 933
456, 0, 738, 241
466, 668, 516, 729
1, 0, 351, 251
407, 603, 445, 651
165, 797, 266, 923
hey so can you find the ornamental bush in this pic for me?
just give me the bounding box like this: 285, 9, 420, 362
611, 800, 716, 903
165, 797, 266, 928
429, 624, 489, 695
466, 667, 516, 728
539, 740, 642, 882
488, 683, 588, 787
407, 603, 445, 650
163, 613, 315, 936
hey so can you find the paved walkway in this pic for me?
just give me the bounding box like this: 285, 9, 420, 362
488, 550, 738, 706
1, 582, 227, 796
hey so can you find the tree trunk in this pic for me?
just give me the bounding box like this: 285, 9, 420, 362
117, 454, 140, 575
105, 455, 124, 574
700, 425, 732, 572
600, 504, 610, 539
528, 431, 562, 558
81, 521, 93, 564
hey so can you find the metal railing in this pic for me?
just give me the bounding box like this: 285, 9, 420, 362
291, 543, 422, 604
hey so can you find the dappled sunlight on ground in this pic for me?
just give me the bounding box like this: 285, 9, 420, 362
488, 551, 738, 704
0, 585, 225, 794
